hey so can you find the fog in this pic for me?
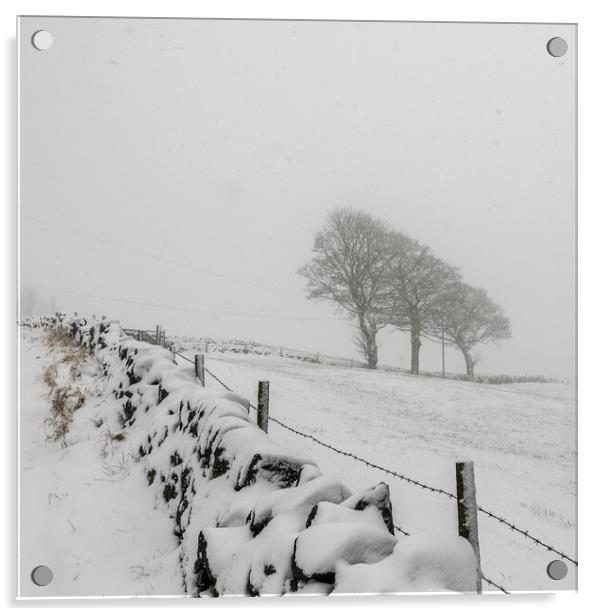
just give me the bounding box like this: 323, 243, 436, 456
19, 17, 576, 379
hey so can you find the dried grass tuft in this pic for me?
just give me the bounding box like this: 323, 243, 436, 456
40, 328, 93, 445
43, 327, 75, 349
42, 363, 58, 390
43, 385, 86, 446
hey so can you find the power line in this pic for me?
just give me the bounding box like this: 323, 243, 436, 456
37, 284, 341, 322
22, 214, 306, 299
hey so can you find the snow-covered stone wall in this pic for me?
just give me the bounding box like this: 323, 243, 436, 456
33, 314, 479, 596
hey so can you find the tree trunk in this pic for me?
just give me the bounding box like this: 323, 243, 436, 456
461, 348, 475, 380
410, 325, 422, 375
358, 316, 378, 369
366, 344, 378, 369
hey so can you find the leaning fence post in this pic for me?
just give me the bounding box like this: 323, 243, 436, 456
195, 354, 205, 387
455, 461, 482, 593
257, 381, 270, 433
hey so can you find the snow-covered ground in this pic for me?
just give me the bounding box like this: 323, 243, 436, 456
18, 325, 576, 597
19, 329, 183, 598
174, 350, 577, 593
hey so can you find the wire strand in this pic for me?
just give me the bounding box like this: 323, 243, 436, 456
482, 575, 510, 594
38, 285, 339, 322
24, 214, 306, 299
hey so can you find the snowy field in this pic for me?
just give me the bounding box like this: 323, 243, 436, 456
18, 328, 576, 596
174, 350, 577, 592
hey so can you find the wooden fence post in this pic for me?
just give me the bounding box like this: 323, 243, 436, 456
169, 343, 176, 361
137, 330, 143, 341
155, 325, 161, 345
195, 354, 205, 387
204, 341, 209, 353
455, 461, 482, 593
257, 381, 270, 433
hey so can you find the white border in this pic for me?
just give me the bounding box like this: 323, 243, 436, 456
3, 1, 600, 614
15, 11, 20, 603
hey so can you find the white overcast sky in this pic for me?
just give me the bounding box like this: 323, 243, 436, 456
19, 17, 576, 379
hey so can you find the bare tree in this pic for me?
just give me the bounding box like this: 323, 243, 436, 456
440, 282, 511, 380
385, 233, 460, 375
20, 287, 49, 318
298, 208, 394, 369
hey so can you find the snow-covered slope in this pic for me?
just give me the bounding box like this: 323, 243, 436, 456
174, 351, 577, 592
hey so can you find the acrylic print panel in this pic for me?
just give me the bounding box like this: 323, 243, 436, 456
18, 17, 576, 597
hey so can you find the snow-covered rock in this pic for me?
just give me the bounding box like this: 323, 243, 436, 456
333, 533, 479, 594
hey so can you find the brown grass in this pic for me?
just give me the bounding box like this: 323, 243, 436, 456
42, 363, 58, 390
43, 327, 75, 349
43, 385, 86, 446
40, 328, 93, 445
43, 329, 91, 371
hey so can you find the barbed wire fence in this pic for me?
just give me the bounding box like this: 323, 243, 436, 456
166, 345, 577, 594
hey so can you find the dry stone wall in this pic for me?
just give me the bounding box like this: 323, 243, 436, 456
30, 315, 478, 596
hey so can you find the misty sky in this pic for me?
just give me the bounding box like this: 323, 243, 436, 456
19, 17, 576, 379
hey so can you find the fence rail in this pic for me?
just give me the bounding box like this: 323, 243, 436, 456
130, 328, 577, 593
